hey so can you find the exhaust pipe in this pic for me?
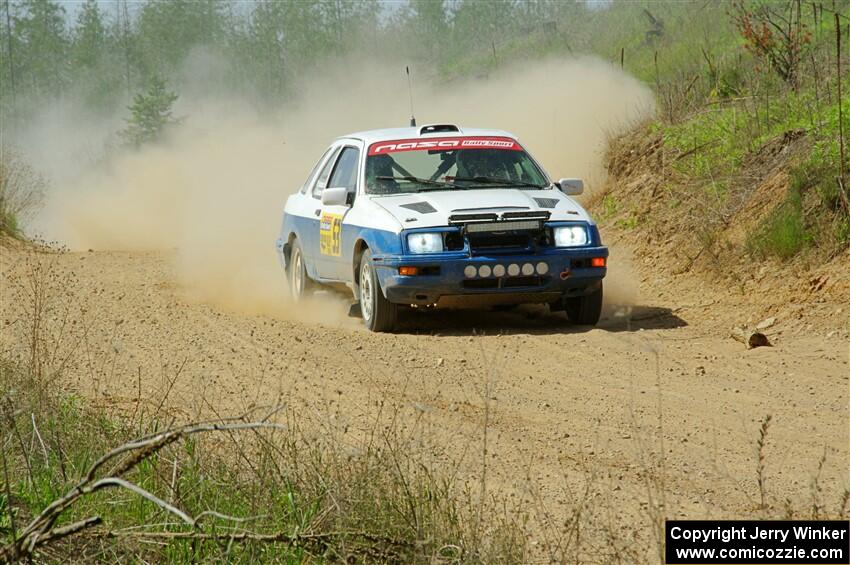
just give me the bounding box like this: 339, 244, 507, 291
559, 269, 571, 280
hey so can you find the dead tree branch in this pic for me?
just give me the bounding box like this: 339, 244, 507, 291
0, 415, 285, 562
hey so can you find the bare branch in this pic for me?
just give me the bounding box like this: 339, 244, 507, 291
89, 477, 195, 526
33, 516, 103, 546
101, 528, 414, 549
195, 510, 267, 524
1, 416, 286, 562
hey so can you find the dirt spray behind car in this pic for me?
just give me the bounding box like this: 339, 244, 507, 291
28, 57, 654, 323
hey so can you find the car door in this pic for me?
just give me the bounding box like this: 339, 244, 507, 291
315, 144, 361, 280
282, 146, 338, 271
295, 144, 342, 271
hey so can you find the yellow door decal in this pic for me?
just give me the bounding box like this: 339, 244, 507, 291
319, 213, 343, 257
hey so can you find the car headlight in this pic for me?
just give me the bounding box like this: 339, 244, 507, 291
407, 232, 444, 254
553, 225, 589, 247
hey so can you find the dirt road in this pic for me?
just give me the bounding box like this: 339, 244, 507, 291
1, 239, 847, 547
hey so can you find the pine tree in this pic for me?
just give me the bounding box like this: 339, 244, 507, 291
120, 77, 179, 148
1, 0, 21, 114
70, 0, 123, 110
71, 0, 105, 70
15, 0, 68, 98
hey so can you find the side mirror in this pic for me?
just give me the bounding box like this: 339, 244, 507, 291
321, 186, 350, 207
557, 178, 584, 196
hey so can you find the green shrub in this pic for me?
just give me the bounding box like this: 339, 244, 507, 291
0, 147, 45, 237
598, 194, 619, 220
834, 216, 850, 248
746, 187, 811, 260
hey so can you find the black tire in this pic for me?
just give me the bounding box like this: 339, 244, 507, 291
565, 283, 603, 326
358, 249, 398, 332
287, 239, 313, 301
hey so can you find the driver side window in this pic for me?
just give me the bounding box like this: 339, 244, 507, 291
311, 146, 341, 199
327, 146, 360, 192
300, 147, 333, 194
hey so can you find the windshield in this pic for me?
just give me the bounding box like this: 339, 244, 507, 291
365, 136, 549, 194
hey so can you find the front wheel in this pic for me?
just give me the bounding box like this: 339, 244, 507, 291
564, 284, 603, 326
359, 249, 398, 332
287, 240, 313, 301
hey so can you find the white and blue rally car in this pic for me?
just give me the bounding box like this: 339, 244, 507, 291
275, 124, 608, 332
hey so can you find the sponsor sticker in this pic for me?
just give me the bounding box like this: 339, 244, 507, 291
319, 213, 343, 257
368, 136, 522, 155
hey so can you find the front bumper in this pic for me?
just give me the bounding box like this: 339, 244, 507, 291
372, 246, 608, 307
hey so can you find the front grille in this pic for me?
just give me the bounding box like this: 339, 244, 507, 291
468, 232, 532, 251
466, 220, 542, 233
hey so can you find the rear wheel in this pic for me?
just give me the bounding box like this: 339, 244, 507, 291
287, 240, 313, 301
565, 283, 603, 326
359, 249, 398, 332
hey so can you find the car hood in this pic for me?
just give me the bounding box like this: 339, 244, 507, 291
369, 188, 593, 229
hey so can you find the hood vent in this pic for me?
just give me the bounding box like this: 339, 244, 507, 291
399, 201, 437, 214
533, 198, 559, 209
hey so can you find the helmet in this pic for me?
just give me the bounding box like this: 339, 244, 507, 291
455, 149, 507, 179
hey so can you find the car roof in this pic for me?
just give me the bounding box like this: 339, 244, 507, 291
337, 124, 519, 146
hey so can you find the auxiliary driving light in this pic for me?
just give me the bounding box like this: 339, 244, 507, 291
464, 265, 477, 278
536, 262, 549, 275
493, 264, 506, 277
478, 265, 492, 277
507, 263, 520, 276
521, 263, 534, 276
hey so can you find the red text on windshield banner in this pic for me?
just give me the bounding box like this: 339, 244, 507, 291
368, 136, 522, 156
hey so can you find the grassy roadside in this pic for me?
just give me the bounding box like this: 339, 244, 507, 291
579, 1, 850, 274
0, 353, 528, 563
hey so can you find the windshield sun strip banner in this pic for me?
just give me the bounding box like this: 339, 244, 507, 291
368, 136, 523, 155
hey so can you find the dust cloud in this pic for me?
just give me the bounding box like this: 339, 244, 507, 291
30, 56, 653, 321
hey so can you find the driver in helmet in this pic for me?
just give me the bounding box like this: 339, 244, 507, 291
455, 149, 511, 181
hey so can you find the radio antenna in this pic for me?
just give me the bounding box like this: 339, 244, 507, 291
406, 66, 416, 127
